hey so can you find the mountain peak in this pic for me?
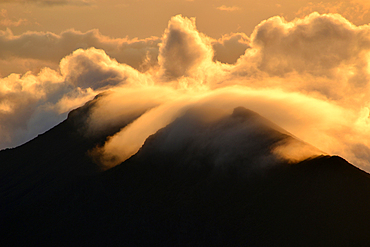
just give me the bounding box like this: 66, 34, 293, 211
2, 105, 370, 246
231, 106, 259, 119
126, 106, 321, 174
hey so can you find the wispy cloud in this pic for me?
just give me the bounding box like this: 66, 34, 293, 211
295, 1, 370, 22
216, 5, 241, 12
0, 18, 27, 26
0, 9, 28, 27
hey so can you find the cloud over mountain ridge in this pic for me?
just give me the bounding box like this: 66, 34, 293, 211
1, 13, 370, 170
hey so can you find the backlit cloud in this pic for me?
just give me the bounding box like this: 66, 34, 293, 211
296, 1, 370, 23
234, 12, 370, 103
0, 47, 141, 149
2, 13, 370, 173
158, 15, 215, 81
0, 28, 160, 76
0, 26, 250, 77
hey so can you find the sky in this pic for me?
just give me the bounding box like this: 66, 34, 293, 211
2, 0, 370, 171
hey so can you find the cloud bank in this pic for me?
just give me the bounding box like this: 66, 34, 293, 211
0, 28, 161, 76
0, 47, 139, 149
2, 13, 370, 172
0, 27, 250, 77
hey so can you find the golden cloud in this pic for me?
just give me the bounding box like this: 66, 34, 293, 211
2, 13, 370, 173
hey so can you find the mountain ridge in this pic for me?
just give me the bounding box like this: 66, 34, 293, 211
1, 102, 370, 246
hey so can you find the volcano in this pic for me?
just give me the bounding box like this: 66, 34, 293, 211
1, 99, 370, 246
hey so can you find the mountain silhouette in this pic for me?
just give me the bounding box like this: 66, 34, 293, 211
0, 94, 145, 215
1, 101, 370, 246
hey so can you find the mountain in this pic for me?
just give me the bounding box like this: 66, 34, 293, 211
1, 102, 370, 246
0, 94, 145, 216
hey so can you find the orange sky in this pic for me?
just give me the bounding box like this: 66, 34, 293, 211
1, 0, 370, 39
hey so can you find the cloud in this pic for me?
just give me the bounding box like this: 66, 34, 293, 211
90, 86, 190, 168
0, 9, 28, 27
234, 12, 370, 103
295, 1, 370, 23
127, 106, 321, 171
216, 5, 241, 12
2, 13, 370, 173
60, 48, 136, 90
0, 69, 66, 148
246, 12, 363, 77
0, 48, 140, 149
0, 28, 161, 76
93, 86, 329, 169
87, 13, 370, 171
0, 18, 27, 27
158, 15, 214, 81
0, 26, 250, 77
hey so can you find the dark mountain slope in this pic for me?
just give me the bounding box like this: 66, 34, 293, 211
0, 94, 145, 216
2, 107, 370, 246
